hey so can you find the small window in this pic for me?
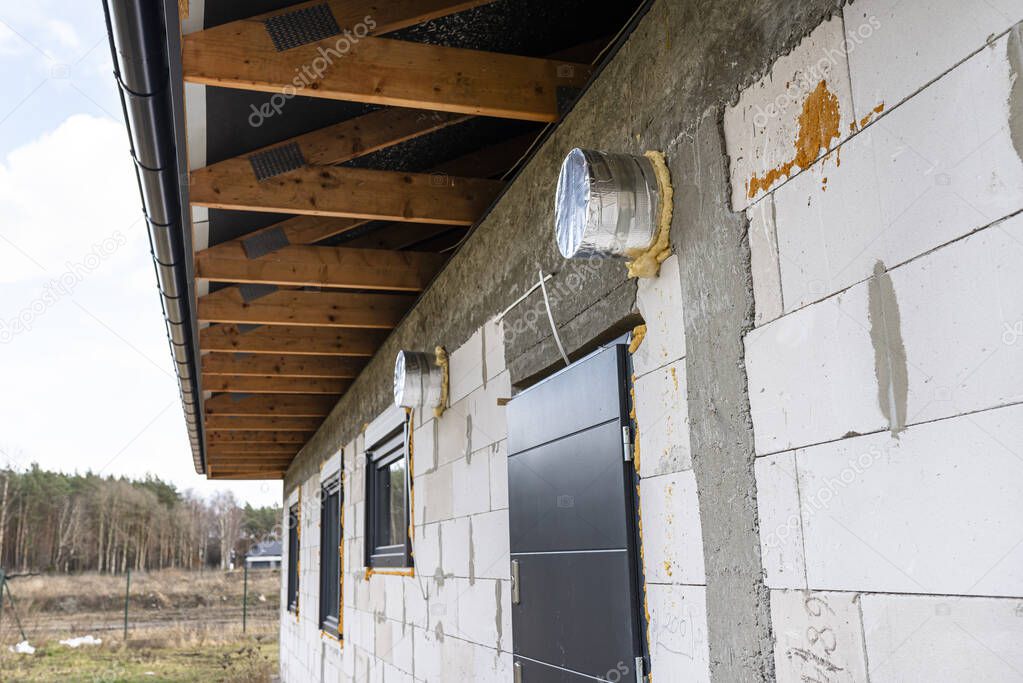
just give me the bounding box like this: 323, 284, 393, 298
286, 503, 300, 613
319, 474, 342, 636
365, 424, 412, 568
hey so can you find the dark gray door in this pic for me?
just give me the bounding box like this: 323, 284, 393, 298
508, 344, 644, 682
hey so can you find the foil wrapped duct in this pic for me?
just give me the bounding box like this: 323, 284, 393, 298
554, 148, 662, 259
393, 350, 444, 410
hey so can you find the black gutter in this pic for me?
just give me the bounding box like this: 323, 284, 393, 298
103, 0, 205, 473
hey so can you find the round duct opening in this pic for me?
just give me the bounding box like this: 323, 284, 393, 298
393, 350, 444, 410
554, 148, 661, 259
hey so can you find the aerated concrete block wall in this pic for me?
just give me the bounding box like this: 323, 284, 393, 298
726, 3, 1023, 680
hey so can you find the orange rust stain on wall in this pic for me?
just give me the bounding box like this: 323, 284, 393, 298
746, 80, 842, 199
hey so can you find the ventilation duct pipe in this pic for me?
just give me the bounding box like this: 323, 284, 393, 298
103, 0, 205, 473
393, 350, 445, 412
554, 148, 662, 259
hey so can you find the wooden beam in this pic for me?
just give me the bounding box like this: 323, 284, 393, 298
204, 216, 370, 263
203, 108, 467, 189
205, 394, 336, 417
208, 443, 300, 455
198, 288, 414, 328
207, 458, 296, 464
200, 325, 385, 356
208, 463, 288, 471
205, 416, 322, 431
202, 375, 350, 394
208, 430, 312, 444
202, 353, 364, 378
183, 24, 591, 122
190, 161, 503, 225
196, 244, 445, 291
208, 472, 284, 480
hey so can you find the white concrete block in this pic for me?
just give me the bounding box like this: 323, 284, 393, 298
487, 440, 509, 511
633, 254, 686, 377
454, 578, 500, 647
412, 417, 437, 476
416, 462, 453, 524
387, 620, 415, 675
797, 404, 1023, 596
405, 578, 428, 629
483, 316, 506, 383
467, 371, 510, 451
451, 449, 490, 519
647, 584, 710, 683
439, 516, 471, 578
412, 626, 441, 682
755, 452, 807, 590
435, 397, 470, 468
438, 631, 476, 681
382, 575, 405, 623
449, 328, 484, 404
640, 470, 705, 585
775, 32, 1023, 311
412, 521, 441, 579
845, 0, 1023, 113
375, 617, 396, 664
725, 16, 857, 210
473, 646, 513, 683
634, 358, 692, 476
470, 510, 511, 581
890, 213, 1023, 425
384, 660, 414, 683
747, 195, 784, 326
427, 575, 460, 638
861, 593, 1023, 682
745, 285, 884, 455
749, 215, 1023, 452
771, 589, 868, 683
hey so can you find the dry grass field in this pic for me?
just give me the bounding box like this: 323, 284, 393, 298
0, 569, 280, 682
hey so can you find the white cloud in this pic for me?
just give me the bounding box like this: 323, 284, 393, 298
45, 19, 80, 50
0, 21, 24, 56
0, 114, 138, 283
0, 114, 277, 507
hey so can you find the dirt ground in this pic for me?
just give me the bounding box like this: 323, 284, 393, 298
0, 569, 280, 682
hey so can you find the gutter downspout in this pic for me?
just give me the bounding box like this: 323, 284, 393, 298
103, 0, 205, 474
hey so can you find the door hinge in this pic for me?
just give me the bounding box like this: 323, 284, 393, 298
514, 661, 523, 683
511, 559, 520, 604
634, 656, 646, 683
622, 425, 633, 462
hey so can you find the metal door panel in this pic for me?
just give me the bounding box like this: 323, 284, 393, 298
514, 656, 637, 682
507, 346, 626, 455
509, 419, 629, 553
511, 549, 638, 679
508, 344, 644, 681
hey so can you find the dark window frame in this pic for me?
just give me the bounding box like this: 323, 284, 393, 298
364, 422, 413, 568
318, 473, 342, 637
286, 502, 300, 613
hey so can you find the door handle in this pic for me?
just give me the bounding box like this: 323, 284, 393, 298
511, 559, 520, 604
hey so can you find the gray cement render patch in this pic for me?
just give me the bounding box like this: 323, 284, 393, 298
667, 110, 773, 681
868, 260, 908, 437
1009, 23, 1023, 163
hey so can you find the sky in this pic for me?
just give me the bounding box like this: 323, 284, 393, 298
0, 2, 281, 506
